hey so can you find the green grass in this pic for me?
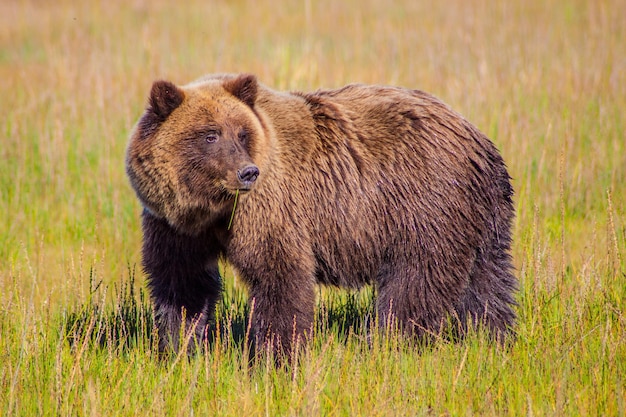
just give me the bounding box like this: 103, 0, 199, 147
1, 0, 625, 415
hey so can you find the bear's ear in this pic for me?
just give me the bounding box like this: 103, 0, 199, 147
223, 74, 258, 108
148, 80, 185, 121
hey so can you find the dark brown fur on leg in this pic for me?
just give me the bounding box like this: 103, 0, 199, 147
141, 210, 222, 353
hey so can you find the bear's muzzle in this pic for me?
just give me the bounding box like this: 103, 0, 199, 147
237, 165, 260, 189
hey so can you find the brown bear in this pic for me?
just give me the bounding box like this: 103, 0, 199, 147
126, 73, 517, 355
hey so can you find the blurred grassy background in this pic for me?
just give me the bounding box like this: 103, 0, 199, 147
0, 0, 624, 415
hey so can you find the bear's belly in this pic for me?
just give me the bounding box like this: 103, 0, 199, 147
313, 248, 374, 289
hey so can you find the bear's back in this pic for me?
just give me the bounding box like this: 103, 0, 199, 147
234, 83, 512, 290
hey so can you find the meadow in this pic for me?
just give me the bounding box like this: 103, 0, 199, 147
1, 0, 624, 415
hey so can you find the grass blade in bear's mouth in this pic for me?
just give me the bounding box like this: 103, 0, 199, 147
227, 189, 240, 230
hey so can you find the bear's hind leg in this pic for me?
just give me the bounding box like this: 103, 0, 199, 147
375, 267, 457, 342
454, 248, 517, 342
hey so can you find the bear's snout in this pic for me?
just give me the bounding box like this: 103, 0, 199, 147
237, 165, 260, 188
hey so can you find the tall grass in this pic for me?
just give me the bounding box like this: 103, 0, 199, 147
1, 0, 624, 415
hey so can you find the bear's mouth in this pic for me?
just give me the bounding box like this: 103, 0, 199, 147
221, 185, 252, 199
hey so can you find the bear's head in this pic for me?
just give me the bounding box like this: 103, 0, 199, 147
126, 74, 264, 235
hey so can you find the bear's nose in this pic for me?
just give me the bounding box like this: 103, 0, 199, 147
237, 165, 260, 186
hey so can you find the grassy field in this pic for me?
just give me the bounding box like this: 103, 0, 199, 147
1, 0, 625, 415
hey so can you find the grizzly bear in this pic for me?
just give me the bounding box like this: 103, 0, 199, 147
126, 73, 517, 355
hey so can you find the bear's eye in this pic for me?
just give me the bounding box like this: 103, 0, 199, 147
205, 131, 219, 143
238, 130, 248, 143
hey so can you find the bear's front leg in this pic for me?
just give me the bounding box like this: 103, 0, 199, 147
141, 210, 222, 353
247, 274, 316, 360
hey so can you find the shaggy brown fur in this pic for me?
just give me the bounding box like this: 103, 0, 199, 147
126, 73, 517, 355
